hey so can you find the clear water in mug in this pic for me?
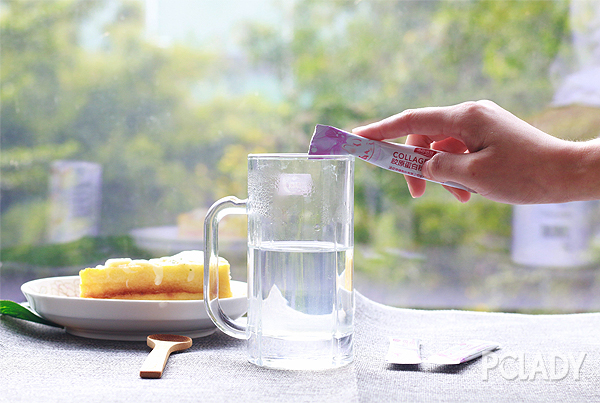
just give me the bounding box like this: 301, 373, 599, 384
247, 240, 354, 370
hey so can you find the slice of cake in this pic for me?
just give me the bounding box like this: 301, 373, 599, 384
79, 250, 232, 300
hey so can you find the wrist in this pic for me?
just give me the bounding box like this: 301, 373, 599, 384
564, 139, 600, 202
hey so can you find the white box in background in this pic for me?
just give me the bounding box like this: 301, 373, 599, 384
48, 160, 102, 244
511, 201, 597, 267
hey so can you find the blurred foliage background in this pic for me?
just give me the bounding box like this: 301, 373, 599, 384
4, 0, 596, 311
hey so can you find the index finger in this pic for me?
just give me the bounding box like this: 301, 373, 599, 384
352, 103, 469, 143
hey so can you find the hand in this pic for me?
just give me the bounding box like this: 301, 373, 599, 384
352, 100, 599, 204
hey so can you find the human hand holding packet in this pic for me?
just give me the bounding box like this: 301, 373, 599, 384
308, 125, 474, 193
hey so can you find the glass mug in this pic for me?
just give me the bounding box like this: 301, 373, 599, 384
204, 153, 355, 370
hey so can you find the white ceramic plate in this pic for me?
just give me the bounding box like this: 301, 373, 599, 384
21, 276, 247, 341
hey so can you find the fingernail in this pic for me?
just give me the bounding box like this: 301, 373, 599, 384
448, 187, 469, 203
408, 185, 417, 198
422, 161, 432, 180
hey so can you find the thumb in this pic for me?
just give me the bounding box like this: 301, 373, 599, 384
422, 152, 472, 187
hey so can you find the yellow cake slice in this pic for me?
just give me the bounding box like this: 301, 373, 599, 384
79, 250, 232, 300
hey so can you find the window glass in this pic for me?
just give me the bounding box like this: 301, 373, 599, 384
2, 0, 599, 313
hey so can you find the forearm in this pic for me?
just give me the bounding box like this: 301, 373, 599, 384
467, 137, 600, 205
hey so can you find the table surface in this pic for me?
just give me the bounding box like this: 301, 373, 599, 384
1, 292, 599, 403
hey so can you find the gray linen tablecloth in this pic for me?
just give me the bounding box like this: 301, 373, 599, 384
1, 292, 599, 402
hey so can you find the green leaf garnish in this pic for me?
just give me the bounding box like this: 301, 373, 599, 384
0, 300, 63, 328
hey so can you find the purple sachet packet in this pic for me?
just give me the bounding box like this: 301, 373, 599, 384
424, 340, 500, 365
308, 124, 473, 192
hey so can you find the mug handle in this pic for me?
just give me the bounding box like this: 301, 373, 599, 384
203, 196, 248, 339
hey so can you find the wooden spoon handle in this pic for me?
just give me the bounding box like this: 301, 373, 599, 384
140, 345, 173, 379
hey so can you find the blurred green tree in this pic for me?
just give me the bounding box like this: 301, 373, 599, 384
1, 0, 571, 252
0, 0, 290, 245
242, 0, 569, 249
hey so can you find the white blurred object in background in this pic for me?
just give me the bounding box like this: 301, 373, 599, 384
48, 161, 102, 244
552, 0, 600, 107
512, 202, 596, 267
